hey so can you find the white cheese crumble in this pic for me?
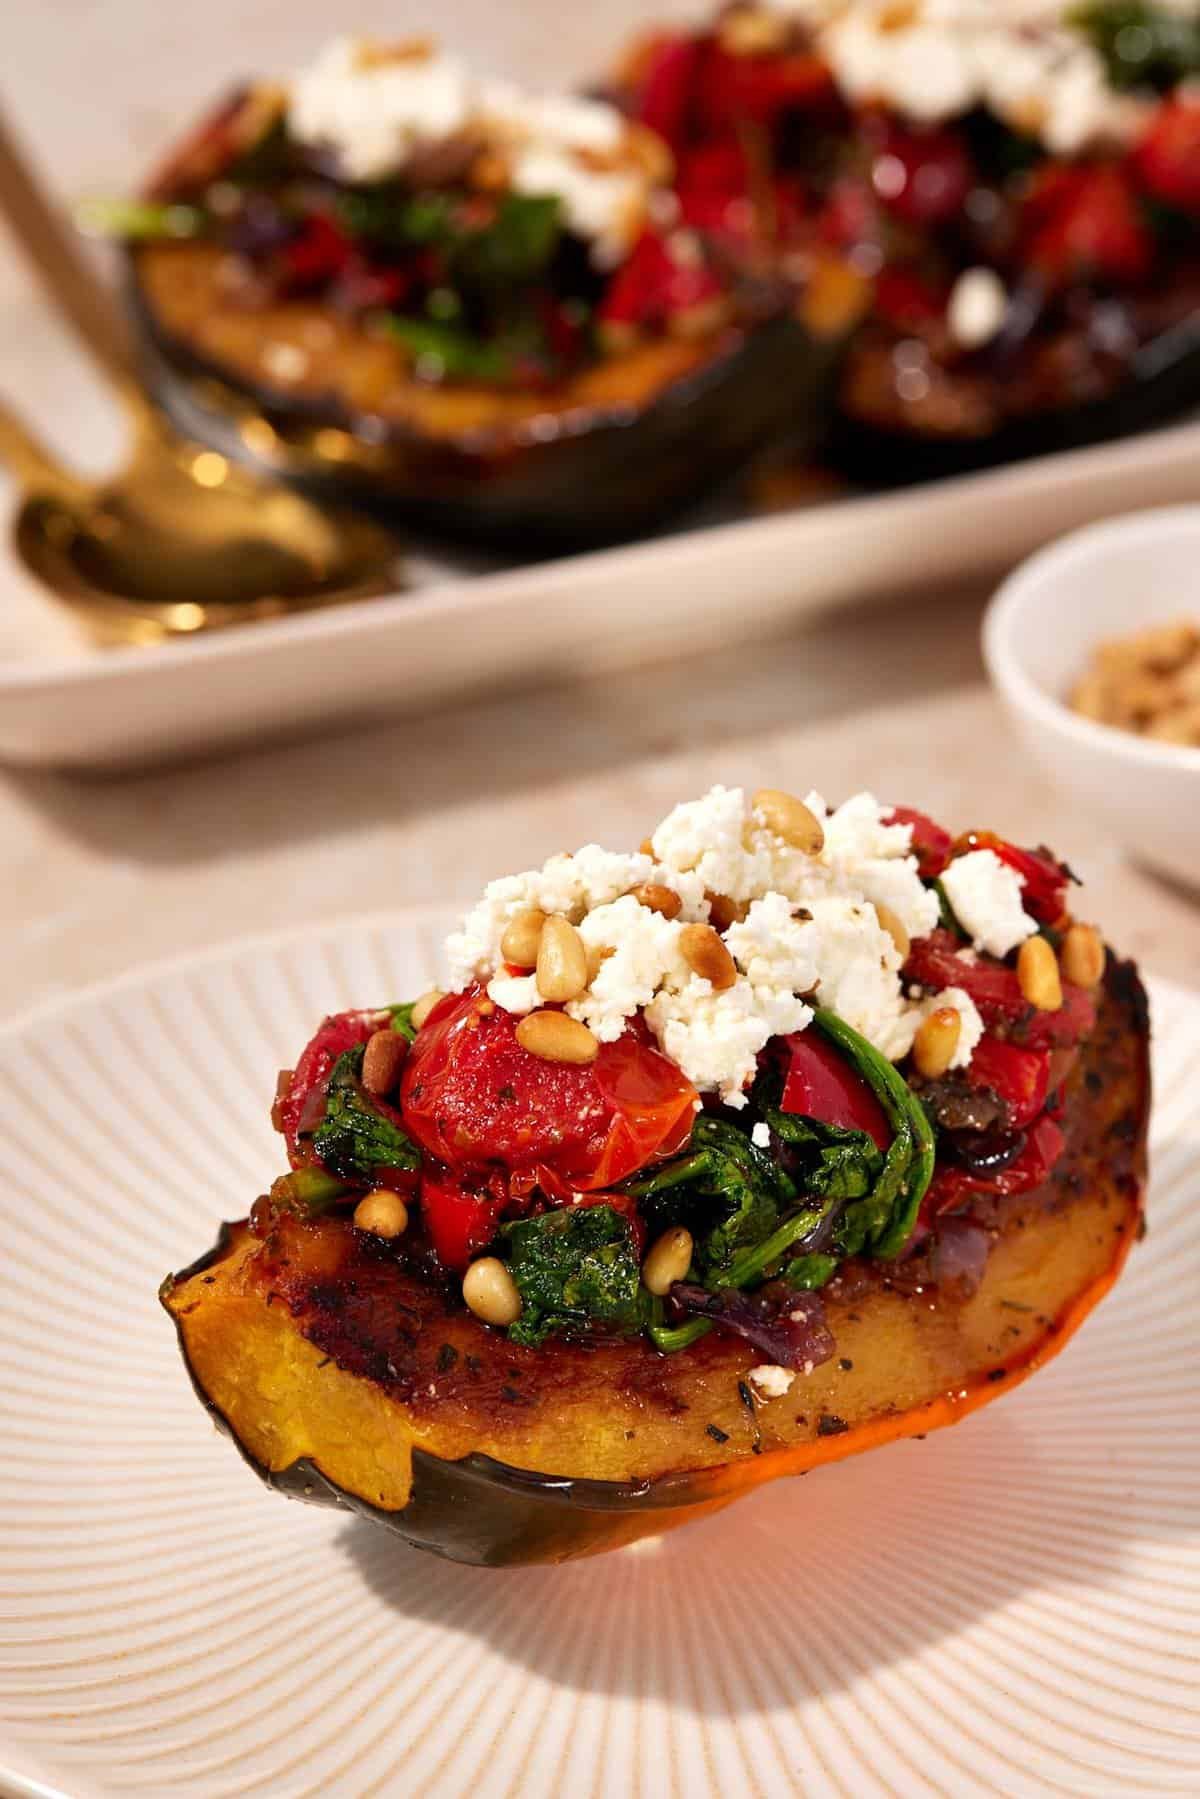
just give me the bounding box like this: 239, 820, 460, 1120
799, 1, 1154, 151
947, 267, 1009, 349
751, 1121, 773, 1150
289, 39, 652, 261
444, 784, 974, 1105
749, 1364, 796, 1400
940, 849, 1038, 958
290, 38, 473, 184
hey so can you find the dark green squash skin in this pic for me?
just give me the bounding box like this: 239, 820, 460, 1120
828, 315, 1200, 488
162, 958, 1149, 1567
126, 261, 844, 550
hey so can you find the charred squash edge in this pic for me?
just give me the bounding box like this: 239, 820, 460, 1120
160, 958, 1149, 1566
125, 248, 847, 547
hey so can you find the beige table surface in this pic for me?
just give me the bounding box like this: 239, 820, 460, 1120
2, 0, 1198, 1018
0, 576, 1196, 1021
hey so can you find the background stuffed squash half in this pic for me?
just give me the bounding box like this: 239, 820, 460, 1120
113, 38, 857, 545
162, 787, 1149, 1565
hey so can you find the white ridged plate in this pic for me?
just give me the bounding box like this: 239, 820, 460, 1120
0, 913, 1196, 1799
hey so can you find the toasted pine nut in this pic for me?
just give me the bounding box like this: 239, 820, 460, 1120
752, 788, 825, 854
410, 989, 444, 1031
633, 882, 682, 919
639, 837, 655, 857
679, 922, 738, 990
536, 914, 589, 1002
500, 907, 546, 968
516, 1010, 600, 1064
913, 1007, 961, 1078
1017, 936, 1063, 1011
462, 1256, 522, 1327
354, 1188, 409, 1239
361, 1027, 407, 1097
641, 1226, 694, 1297
706, 890, 748, 930
875, 903, 910, 960
587, 943, 614, 985
1060, 923, 1104, 990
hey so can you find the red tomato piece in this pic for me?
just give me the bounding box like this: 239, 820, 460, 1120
280, 1008, 392, 1167
1024, 164, 1153, 285
1133, 94, 1200, 214
635, 35, 701, 149
282, 212, 355, 289
872, 267, 949, 327
951, 831, 1072, 924
926, 1113, 1066, 1214
905, 932, 1096, 1048
887, 805, 953, 878
598, 229, 723, 328
400, 986, 699, 1192
966, 1036, 1051, 1132
870, 121, 974, 227
779, 1031, 891, 1150
418, 1164, 505, 1273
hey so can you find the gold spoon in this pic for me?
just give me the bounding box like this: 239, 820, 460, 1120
0, 111, 400, 643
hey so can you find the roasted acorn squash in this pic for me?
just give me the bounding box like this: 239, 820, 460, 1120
128, 243, 851, 547
161, 956, 1148, 1566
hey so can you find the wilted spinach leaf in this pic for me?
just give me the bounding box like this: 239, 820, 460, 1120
755, 1105, 883, 1202
1071, 1, 1200, 90
627, 1115, 784, 1277
504, 1205, 643, 1348
309, 1046, 421, 1182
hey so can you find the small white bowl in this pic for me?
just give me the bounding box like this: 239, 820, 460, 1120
983, 506, 1200, 891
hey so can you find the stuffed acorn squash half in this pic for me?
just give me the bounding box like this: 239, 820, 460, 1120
163, 785, 1148, 1565
108, 37, 854, 546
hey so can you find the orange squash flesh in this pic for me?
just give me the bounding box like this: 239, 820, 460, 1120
161, 958, 1148, 1564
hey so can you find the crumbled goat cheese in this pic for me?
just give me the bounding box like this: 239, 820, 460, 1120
947, 267, 1009, 349
810, 1, 1151, 150
749, 1364, 795, 1400
291, 39, 651, 259
290, 38, 473, 183
445, 785, 997, 1105
751, 1121, 773, 1150
646, 976, 813, 1108
940, 850, 1037, 957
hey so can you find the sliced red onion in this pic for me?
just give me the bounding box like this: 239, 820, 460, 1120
669, 1281, 836, 1371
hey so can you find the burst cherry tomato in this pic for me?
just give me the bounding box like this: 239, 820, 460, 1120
869, 120, 974, 227
1133, 94, 1200, 214
280, 1008, 393, 1167
966, 1036, 1051, 1132
598, 229, 723, 330
887, 805, 953, 877
905, 931, 1096, 1048
400, 985, 699, 1190
779, 1031, 890, 1150
1023, 164, 1152, 285
418, 1164, 506, 1272
633, 34, 701, 149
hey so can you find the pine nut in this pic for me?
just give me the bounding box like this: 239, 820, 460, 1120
752, 788, 825, 854
1060, 923, 1105, 990
1017, 936, 1063, 1012
462, 1256, 522, 1327
587, 943, 614, 985
536, 914, 589, 1002
361, 1027, 407, 1097
639, 837, 655, 857
410, 989, 444, 1031
706, 890, 748, 930
516, 1010, 600, 1064
641, 1226, 694, 1296
679, 922, 738, 990
913, 1007, 961, 1078
875, 904, 910, 961
633, 882, 682, 919
499, 908, 546, 968
353, 1188, 409, 1239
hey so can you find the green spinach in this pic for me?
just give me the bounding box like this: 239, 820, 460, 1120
310, 1046, 422, 1182
503, 1205, 644, 1347
1071, 2, 1200, 90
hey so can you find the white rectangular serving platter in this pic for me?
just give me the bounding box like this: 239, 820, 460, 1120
1, 413, 1197, 769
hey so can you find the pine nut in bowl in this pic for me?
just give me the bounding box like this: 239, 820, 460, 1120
983, 506, 1200, 892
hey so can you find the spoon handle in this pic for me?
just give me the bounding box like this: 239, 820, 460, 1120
0, 397, 77, 493
0, 107, 136, 387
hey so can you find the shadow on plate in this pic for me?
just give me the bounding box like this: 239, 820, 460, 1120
334, 1393, 1171, 1718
